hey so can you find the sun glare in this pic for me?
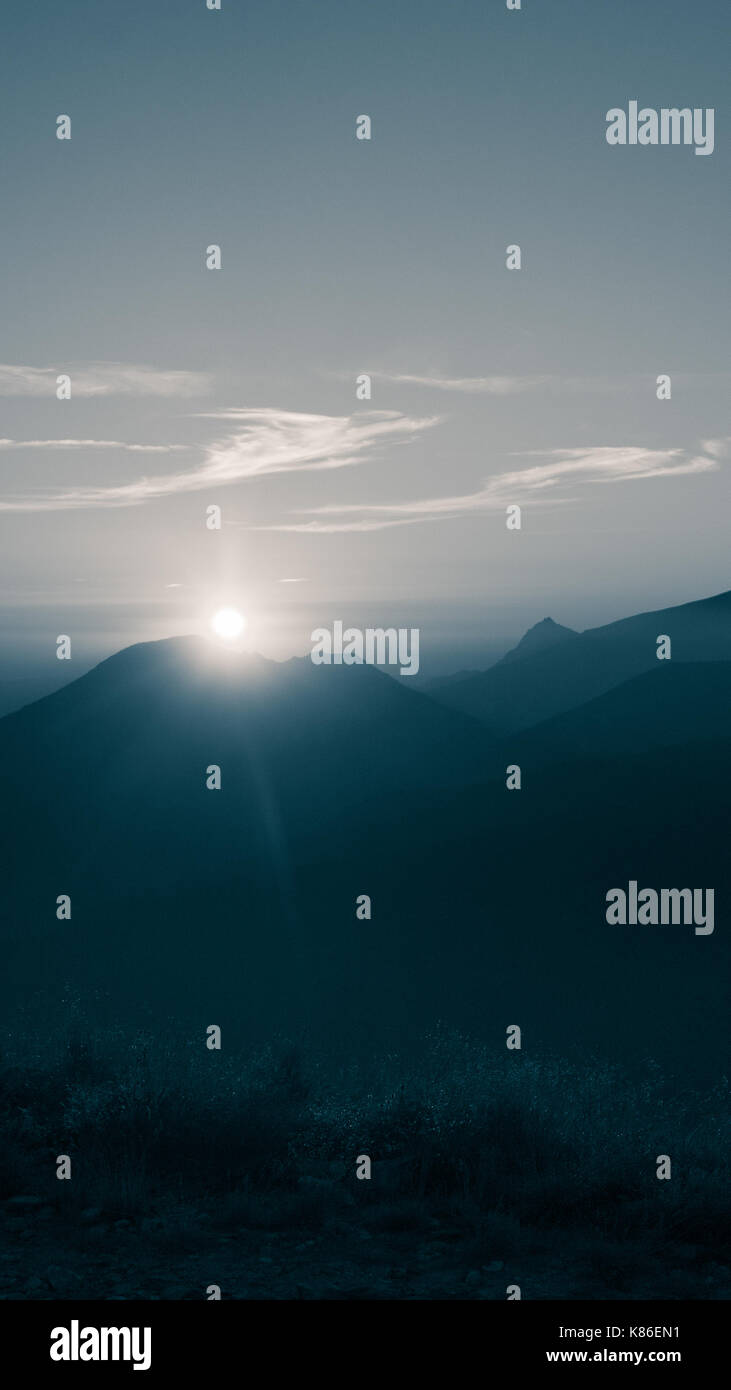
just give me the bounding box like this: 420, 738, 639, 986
211, 607, 247, 640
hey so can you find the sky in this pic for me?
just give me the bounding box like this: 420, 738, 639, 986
0, 0, 729, 710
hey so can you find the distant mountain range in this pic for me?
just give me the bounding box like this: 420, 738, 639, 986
428, 587, 731, 731
1, 587, 728, 1079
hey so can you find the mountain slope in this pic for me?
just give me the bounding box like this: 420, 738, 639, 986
431, 588, 731, 732
507, 660, 731, 765
0, 628, 727, 1080
497, 616, 578, 665
425, 618, 577, 693
0, 635, 495, 907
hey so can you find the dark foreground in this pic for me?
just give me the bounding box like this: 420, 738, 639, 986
1, 1019, 727, 1301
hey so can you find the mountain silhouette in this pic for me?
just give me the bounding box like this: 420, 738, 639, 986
494, 615, 578, 665
423, 617, 577, 693
0, 635, 496, 899
0, 610, 727, 1079
509, 660, 731, 764
431, 588, 731, 731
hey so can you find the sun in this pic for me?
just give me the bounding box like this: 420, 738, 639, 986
211, 607, 247, 640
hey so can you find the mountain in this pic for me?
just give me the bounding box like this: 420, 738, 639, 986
430, 588, 731, 732
423, 619, 576, 694
0, 622, 727, 1080
508, 660, 731, 765
0, 635, 495, 906
495, 616, 578, 665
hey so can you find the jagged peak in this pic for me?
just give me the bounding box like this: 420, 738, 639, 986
500, 617, 578, 665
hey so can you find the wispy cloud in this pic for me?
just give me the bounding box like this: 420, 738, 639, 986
256, 443, 720, 533
0, 438, 188, 454
193, 407, 438, 481
0, 408, 437, 513
699, 435, 731, 459
357, 370, 731, 398
375, 372, 551, 395
362, 370, 646, 396
0, 362, 211, 398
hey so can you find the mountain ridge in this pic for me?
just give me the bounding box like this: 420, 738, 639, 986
496, 615, 578, 666
0, 591, 728, 1078
430, 587, 731, 731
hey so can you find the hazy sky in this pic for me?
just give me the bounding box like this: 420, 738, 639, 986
1, 0, 728, 707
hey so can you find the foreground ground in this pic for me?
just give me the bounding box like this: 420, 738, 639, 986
1, 1020, 727, 1300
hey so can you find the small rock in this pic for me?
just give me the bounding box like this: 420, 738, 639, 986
465, 1269, 481, 1286
5, 1195, 44, 1210
81, 1207, 104, 1223
483, 1260, 504, 1273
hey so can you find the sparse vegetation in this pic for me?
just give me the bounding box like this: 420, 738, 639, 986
0, 1016, 727, 1298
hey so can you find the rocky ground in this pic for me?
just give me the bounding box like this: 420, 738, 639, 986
1, 1192, 728, 1301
